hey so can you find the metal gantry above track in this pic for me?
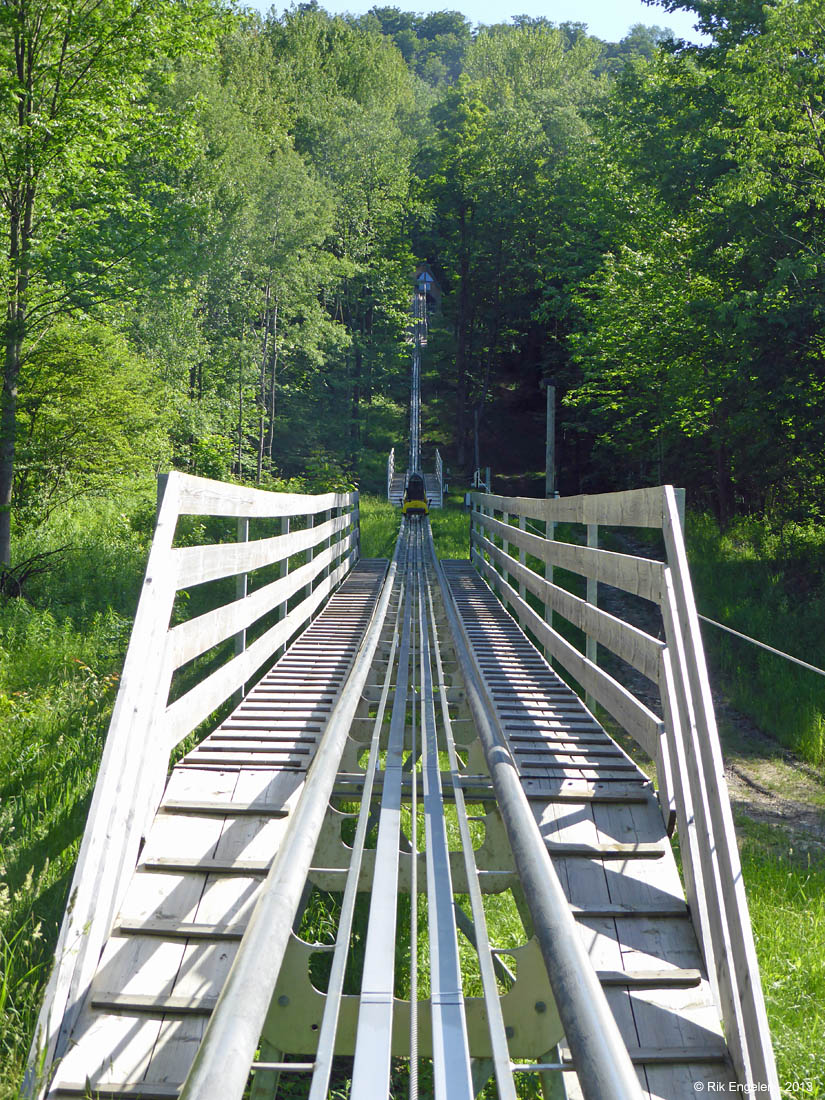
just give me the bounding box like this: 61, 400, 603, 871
27, 475, 779, 1100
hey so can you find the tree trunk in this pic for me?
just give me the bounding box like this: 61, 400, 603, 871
237, 317, 246, 477
715, 438, 733, 530
267, 297, 279, 471
0, 188, 33, 567
456, 203, 470, 470
256, 283, 271, 485
351, 346, 362, 463
0, 322, 23, 567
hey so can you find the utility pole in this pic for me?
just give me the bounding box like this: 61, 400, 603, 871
545, 383, 556, 497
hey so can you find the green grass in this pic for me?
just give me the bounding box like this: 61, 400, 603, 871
429, 491, 471, 559
688, 514, 825, 766
0, 488, 156, 1095
358, 489, 470, 561
358, 494, 400, 558
735, 818, 825, 1096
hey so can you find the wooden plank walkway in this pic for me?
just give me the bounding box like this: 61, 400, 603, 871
442, 560, 734, 1099
48, 561, 387, 1099
41, 550, 749, 1100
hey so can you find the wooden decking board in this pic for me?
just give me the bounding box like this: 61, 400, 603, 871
571, 905, 689, 919
90, 993, 218, 1015
442, 559, 732, 1094
47, 562, 386, 1099
210, 731, 319, 742
597, 969, 702, 988
114, 920, 246, 940
561, 1045, 728, 1065
546, 842, 665, 859
53, 1084, 182, 1098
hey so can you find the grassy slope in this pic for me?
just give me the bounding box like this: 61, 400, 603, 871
0, 486, 156, 1092
688, 513, 825, 766
735, 819, 825, 1095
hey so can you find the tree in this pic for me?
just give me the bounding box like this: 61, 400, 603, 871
15, 322, 167, 518
566, 0, 825, 520
0, 0, 222, 566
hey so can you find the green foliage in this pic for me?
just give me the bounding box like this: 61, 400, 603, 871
429, 497, 470, 559
565, 2, 825, 520
688, 512, 825, 765
352, 7, 472, 85
735, 818, 825, 1094
0, 491, 152, 1096
358, 495, 400, 558
15, 322, 167, 520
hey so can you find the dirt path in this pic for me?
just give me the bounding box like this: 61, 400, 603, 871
715, 692, 825, 851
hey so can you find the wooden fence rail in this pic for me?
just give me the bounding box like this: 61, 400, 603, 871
27, 472, 359, 1089
469, 484, 779, 1097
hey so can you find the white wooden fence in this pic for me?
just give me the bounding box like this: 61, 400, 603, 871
434, 447, 444, 507
386, 446, 395, 500
469, 485, 779, 1096
27, 472, 360, 1087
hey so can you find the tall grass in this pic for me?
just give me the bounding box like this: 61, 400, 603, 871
0, 487, 155, 1096
357, 494, 399, 558
429, 492, 471, 559
688, 514, 825, 765
358, 490, 470, 561
735, 818, 825, 1095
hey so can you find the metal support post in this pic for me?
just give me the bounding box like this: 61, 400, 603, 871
518, 515, 527, 600
432, 550, 645, 1100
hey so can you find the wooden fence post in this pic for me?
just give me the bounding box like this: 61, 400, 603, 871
585, 522, 598, 709
235, 517, 249, 700
518, 515, 527, 600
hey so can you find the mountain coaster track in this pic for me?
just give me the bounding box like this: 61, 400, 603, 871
25, 481, 778, 1099
25, 274, 778, 1100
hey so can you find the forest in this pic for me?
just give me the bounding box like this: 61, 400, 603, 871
3, 0, 825, 579
2, 0, 825, 1094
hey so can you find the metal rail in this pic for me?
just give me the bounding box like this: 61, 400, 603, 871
34, 486, 738, 1100
387, 445, 396, 500
307, 550, 407, 1100
698, 612, 825, 678
468, 485, 780, 1096
350, 534, 414, 1094
410, 342, 421, 472
427, 521, 646, 1100
415, 529, 473, 1099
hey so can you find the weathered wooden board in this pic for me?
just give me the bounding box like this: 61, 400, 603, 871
167, 531, 356, 668
472, 550, 663, 757
171, 510, 354, 588
472, 510, 665, 602
163, 555, 354, 750
443, 558, 736, 1098
46, 561, 386, 1098
477, 532, 665, 682
172, 472, 356, 520
471, 486, 666, 529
